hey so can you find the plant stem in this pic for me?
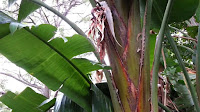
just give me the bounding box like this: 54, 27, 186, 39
152, 0, 173, 111
29, 0, 87, 37
103, 69, 123, 112
177, 45, 195, 54
138, 0, 153, 111
197, 24, 200, 104
169, 26, 190, 37
165, 28, 200, 112
158, 102, 171, 112
172, 36, 197, 42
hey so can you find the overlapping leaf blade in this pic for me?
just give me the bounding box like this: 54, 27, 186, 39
54, 94, 85, 112
39, 98, 57, 111
54, 84, 114, 112
0, 23, 10, 37
30, 25, 95, 59
71, 58, 111, 78
91, 84, 113, 112
18, 0, 40, 22
0, 87, 55, 112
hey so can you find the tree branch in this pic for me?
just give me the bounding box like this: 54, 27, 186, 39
0, 72, 42, 90
57, 1, 80, 27
172, 36, 197, 42
41, 7, 50, 24
30, 0, 87, 37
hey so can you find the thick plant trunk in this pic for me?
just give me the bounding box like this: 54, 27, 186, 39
103, 0, 151, 111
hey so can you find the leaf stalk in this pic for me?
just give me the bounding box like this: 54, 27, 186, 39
152, 0, 174, 111
197, 24, 200, 103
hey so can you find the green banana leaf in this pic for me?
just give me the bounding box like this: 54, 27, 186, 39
18, 0, 40, 22
0, 87, 55, 112
140, 0, 199, 28
0, 23, 109, 112
91, 84, 113, 112
54, 94, 85, 112
54, 83, 113, 112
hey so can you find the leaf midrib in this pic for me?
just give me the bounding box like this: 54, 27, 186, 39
24, 27, 91, 85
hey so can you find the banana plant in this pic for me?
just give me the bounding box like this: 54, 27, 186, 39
0, 12, 112, 112
0, 0, 200, 112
